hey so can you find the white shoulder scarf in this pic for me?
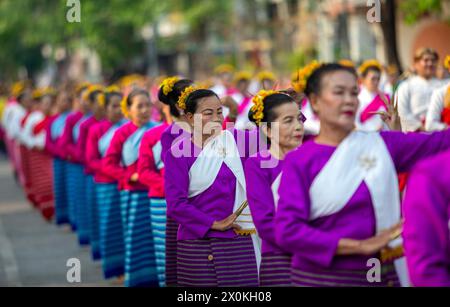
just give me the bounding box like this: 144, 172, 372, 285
271, 172, 282, 210
188, 130, 262, 271
309, 131, 401, 246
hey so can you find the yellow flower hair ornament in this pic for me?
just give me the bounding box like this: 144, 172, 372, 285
250, 90, 278, 126
359, 59, 382, 75
445, 55, 450, 70
339, 59, 355, 68
105, 85, 121, 94
234, 71, 252, 83
82, 84, 103, 102
161, 76, 179, 96
11, 81, 27, 98
32, 88, 43, 100
291, 60, 322, 93
214, 64, 235, 74
257, 71, 276, 82
177, 86, 198, 110
120, 96, 129, 118
32, 87, 56, 100
97, 93, 106, 107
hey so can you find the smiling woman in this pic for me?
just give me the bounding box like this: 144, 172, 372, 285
164, 87, 264, 287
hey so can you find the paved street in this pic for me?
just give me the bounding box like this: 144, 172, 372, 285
0, 155, 117, 287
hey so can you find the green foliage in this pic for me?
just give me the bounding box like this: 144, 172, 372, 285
399, 0, 442, 25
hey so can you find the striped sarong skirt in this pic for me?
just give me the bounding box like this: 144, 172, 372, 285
53, 158, 69, 225
28, 149, 54, 221
150, 197, 167, 287
291, 263, 401, 287
72, 168, 89, 245
19, 145, 33, 204
97, 183, 125, 279
120, 190, 131, 236
66, 162, 85, 237
124, 190, 158, 287
259, 253, 292, 287
177, 236, 259, 287
86, 175, 100, 260
165, 216, 178, 287
65, 162, 79, 230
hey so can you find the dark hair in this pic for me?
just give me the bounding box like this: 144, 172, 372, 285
105, 91, 123, 107
185, 89, 219, 114
361, 66, 381, 78
158, 79, 194, 117
248, 93, 296, 127
126, 88, 150, 107
88, 90, 103, 104
305, 63, 357, 98
77, 85, 89, 98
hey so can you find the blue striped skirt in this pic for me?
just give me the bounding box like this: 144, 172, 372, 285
150, 197, 167, 287
120, 190, 131, 237
124, 190, 158, 287
165, 216, 178, 287
72, 170, 89, 246
97, 183, 125, 279
86, 175, 100, 260
65, 162, 82, 231
52, 158, 69, 225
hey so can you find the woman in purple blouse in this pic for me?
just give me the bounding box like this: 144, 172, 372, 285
275, 63, 450, 287
244, 90, 305, 286
164, 88, 260, 287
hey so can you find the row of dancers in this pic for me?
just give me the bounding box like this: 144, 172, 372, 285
1, 50, 450, 287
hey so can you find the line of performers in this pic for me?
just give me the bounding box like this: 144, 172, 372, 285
1, 52, 450, 287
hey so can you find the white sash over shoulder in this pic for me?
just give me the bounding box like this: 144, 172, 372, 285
271, 172, 282, 210
188, 130, 262, 271
309, 131, 409, 285
310, 131, 401, 241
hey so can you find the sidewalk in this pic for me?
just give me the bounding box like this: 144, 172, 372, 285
0, 155, 117, 287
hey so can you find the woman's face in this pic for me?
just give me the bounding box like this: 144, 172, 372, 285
39, 95, 54, 115
56, 92, 72, 113
237, 80, 250, 93
266, 102, 304, 151
310, 70, 359, 133
79, 90, 91, 113
20, 90, 33, 110
261, 79, 275, 90
187, 95, 224, 139
362, 70, 381, 93
107, 95, 124, 123
128, 94, 152, 126
90, 95, 104, 119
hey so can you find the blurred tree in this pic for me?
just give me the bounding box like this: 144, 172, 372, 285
0, 0, 169, 80
399, 0, 443, 25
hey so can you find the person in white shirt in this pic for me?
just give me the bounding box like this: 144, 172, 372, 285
425, 55, 450, 131
396, 47, 445, 132
356, 60, 390, 132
